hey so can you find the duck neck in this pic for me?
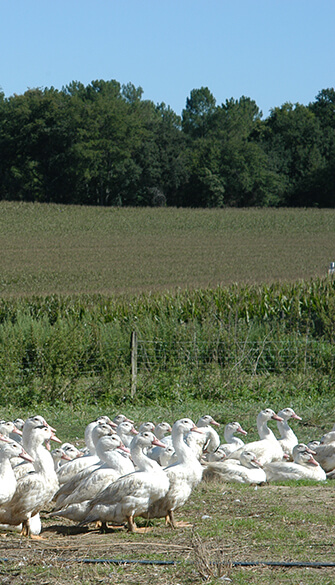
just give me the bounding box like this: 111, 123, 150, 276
31, 442, 57, 479
172, 428, 195, 463
131, 443, 160, 472
224, 428, 235, 442
257, 416, 276, 440
84, 423, 97, 454
277, 419, 296, 441
155, 428, 166, 440
205, 428, 220, 452
0, 454, 14, 481
117, 432, 132, 448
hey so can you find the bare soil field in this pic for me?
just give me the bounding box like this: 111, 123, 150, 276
1, 481, 334, 584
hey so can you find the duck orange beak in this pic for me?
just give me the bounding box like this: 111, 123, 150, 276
308, 455, 319, 466
291, 413, 302, 421
151, 437, 167, 448
50, 432, 62, 444
237, 425, 248, 436
191, 425, 204, 434
119, 443, 131, 454
20, 448, 34, 463
272, 414, 284, 422
12, 426, 23, 436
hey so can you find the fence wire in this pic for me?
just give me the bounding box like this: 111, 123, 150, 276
134, 337, 335, 376
8, 334, 335, 404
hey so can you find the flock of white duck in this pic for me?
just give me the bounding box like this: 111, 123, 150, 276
0, 407, 334, 537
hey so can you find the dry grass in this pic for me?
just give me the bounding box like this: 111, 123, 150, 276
0, 482, 334, 584
1, 202, 335, 296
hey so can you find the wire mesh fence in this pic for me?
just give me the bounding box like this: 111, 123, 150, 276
134, 336, 335, 376
4, 330, 335, 405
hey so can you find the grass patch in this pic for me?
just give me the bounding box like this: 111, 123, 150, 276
1, 398, 334, 446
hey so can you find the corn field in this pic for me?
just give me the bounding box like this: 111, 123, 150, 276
0, 277, 334, 407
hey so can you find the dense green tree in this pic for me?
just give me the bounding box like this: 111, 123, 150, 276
150, 104, 188, 206
0, 87, 77, 202
121, 82, 144, 104
211, 96, 281, 206
182, 87, 216, 138
76, 80, 141, 205
180, 94, 281, 207
179, 135, 225, 207
262, 102, 326, 206
307, 89, 335, 206
310, 88, 335, 129
1, 81, 335, 208
211, 96, 262, 140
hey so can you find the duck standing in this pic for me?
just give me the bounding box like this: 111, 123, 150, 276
143, 418, 204, 528
0, 424, 61, 536
79, 431, 169, 532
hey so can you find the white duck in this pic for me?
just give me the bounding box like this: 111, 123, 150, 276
276, 408, 302, 458
13, 415, 57, 479
112, 413, 134, 426
264, 444, 326, 482
228, 409, 284, 465
205, 445, 228, 463
51, 435, 133, 522
94, 437, 133, 474
78, 431, 169, 532
158, 445, 178, 467
7, 418, 25, 446
56, 422, 114, 485
7, 415, 59, 531
0, 437, 34, 506
313, 431, 335, 472
307, 439, 320, 451
185, 415, 220, 460
154, 422, 172, 440
10, 418, 25, 440
147, 422, 173, 463
83, 416, 116, 454
53, 433, 134, 510
138, 421, 156, 433
59, 443, 83, 465
116, 421, 139, 449
203, 450, 266, 484
217, 422, 247, 457
0, 421, 24, 467
0, 424, 61, 536
23, 414, 56, 437
0, 420, 23, 443
51, 448, 72, 471
142, 418, 204, 528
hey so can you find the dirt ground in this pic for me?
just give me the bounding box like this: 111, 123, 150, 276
0, 483, 334, 584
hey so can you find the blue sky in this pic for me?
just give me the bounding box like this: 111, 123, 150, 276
1, 0, 334, 118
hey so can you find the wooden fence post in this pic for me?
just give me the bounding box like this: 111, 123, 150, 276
131, 331, 138, 398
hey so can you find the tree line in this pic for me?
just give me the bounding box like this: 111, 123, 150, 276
0, 80, 334, 207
